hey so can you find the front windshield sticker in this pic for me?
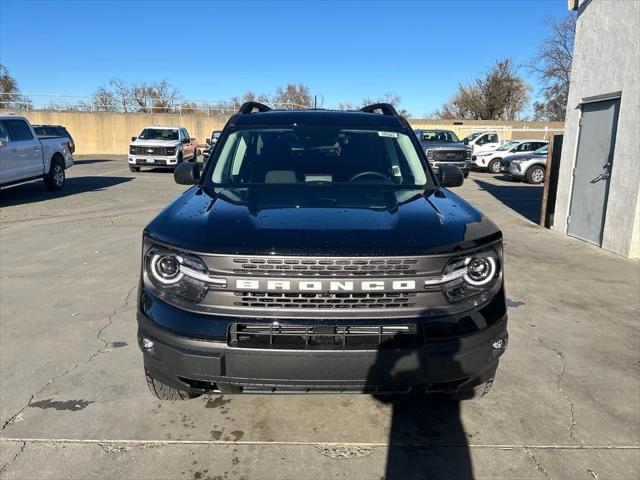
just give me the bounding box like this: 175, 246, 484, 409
377, 131, 398, 138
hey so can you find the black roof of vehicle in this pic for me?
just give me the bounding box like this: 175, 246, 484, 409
232, 110, 405, 128
229, 102, 409, 129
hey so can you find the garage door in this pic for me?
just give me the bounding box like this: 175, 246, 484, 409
567, 98, 620, 246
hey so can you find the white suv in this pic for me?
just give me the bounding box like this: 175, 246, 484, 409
473, 139, 548, 174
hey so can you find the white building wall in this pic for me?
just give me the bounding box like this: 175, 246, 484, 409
554, 0, 640, 258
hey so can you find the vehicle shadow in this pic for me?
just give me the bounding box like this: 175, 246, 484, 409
0, 176, 133, 207
71, 158, 116, 165
473, 178, 542, 224
366, 338, 473, 479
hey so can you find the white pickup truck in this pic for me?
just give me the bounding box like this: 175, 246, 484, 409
128, 126, 198, 172
0, 115, 74, 190
462, 131, 503, 155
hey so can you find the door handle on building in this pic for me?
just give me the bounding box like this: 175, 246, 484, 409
591, 173, 610, 183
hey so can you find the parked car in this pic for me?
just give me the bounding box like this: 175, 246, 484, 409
502, 145, 549, 184
473, 139, 548, 174
414, 129, 472, 177
202, 130, 222, 162
462, 131, 503, 155
128, 126, 197, 172
136, 102, 508, 401
32, 124, 75, 154
0, 115, 74, 190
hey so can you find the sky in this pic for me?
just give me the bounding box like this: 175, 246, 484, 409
0, 0, 569, 116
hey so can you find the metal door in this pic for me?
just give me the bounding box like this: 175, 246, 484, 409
567, 98, 620, 245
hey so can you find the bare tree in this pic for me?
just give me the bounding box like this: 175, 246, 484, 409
109, 78, 132, 112
436, 58, 530, 120
272, 84, 313, 109
0, 64, 30, 109
149, 80, 181, 113
362, 93, 410, 117
87, 85, 117, 112
529, 14, 576, 120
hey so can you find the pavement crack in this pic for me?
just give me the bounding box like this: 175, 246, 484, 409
1, 285, 136, 431
524, 447, 551, 479
0, 441, 26, 474
540, 341, 578, 442
88, 284, 136, 363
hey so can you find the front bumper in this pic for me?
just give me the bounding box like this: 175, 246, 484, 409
128, 155, 179, 167
137, 291, 508, 395
429, 161, 472, 173
506, 163, 525, 178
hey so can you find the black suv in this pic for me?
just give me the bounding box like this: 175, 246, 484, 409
32, 124, 75, 154
137, 102, 508, 400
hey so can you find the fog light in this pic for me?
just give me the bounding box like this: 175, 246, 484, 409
142, 338, 154, 349
492, 339, 506, 350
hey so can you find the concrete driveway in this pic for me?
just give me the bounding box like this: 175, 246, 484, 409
1, 158, 638, 479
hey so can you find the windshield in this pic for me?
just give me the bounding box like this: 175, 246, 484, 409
209, 127, 430, 187
497, 141, 519, 151
534, 145, 548, 154
418, 130, 460, 143
462, 132, 482, 142
139, 128, 178, 141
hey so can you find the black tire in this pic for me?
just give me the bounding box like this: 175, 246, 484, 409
129, 165, 140, 172
145, 371, 200, 401
44, 157, 65, 190
192, 149, 198, 162
488, 159, 502, 174
177, 152, 183, 164
451, 378, 494, 401
463, 170, 469, 178
525, 165, 545, 184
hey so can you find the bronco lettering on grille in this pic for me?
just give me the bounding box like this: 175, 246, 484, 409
235, 279, 416, 292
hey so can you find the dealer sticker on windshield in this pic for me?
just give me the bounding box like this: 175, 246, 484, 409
377, 131, 398, 138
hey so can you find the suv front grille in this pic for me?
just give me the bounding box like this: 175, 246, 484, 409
233, 291, 418, 309
231, 257, 420, 276
133, 146, 169, 155
228, 323, 419, 350
433, 150, 466, 161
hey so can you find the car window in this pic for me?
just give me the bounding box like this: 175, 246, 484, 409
3, 119, 34, 141
0, 122, 10, 143
419, 130, 459, 143
487, 134, 498, 143
139, 128, 179, 140
210, 127, 429, 187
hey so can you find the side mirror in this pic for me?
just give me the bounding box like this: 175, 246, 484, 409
437, 164, 464, 188
131, 136, 137, 142
174, 161, 200, 185
463, 138, 468, 145
206, 138, 211, 145
181, 138, 189, 144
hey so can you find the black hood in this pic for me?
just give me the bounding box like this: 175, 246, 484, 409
145, 186, 501, 256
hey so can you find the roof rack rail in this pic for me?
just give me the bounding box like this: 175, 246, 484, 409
238, 101, 272, 114
360, 103, 398, 116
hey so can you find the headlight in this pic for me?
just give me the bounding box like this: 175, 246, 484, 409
426, 149, 434, 159
425, 248, 501, 303
166, 147, 176, 156
144, 246, 226, 304
129, 146, 136, 154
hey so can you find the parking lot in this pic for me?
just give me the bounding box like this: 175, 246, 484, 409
0, 157, 638, 479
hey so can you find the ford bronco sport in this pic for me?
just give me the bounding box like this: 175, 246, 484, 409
137, 102, 508, 400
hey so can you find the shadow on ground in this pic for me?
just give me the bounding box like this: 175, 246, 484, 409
71, 158, 116, 165
0, 176, 133, 207
473, 178, 542, 223
367, 337, 473, 479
